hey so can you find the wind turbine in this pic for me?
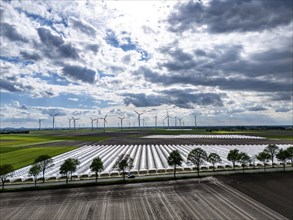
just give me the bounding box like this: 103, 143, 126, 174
95, 118, 99, 130
38, 119, 42, 130
164, 111, 172, 129
90, 117, 96, 131
49, 113, 59, 130
71, 116, 80, 131
178, 117, 182, 128
142, 118, 145, 128
68, 118, 72, 129
154, 115, 158, 129
99, 114, 108, 132
134, 110, 143, 128
174, 116, 177, 127
118, 116, 125, 131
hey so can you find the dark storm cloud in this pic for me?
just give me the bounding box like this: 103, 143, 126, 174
70, 18, 96, 36
37, 27, 79, 59
0, 23, 28, 42
275, 107, 291, 113
168, 0, 293, 33
123, 89, 224, 108
62, 64, 97, 84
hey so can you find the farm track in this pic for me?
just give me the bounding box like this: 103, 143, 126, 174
0, 177, 287, 220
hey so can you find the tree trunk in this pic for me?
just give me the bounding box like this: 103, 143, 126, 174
34, 179, 37, 187
272, 156, 274, 168
283, 163, 285, 171
213, 163, 215, 172
66, 175, 68, 185
123, 169, 125, 182
2, 181, 4, 190
70, 171, 73, 181
197, 166, 200, 177
95, 172, 98, 183
242, 165, 244, 173
264, 164, 266, 172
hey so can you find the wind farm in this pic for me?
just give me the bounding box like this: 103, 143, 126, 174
1, 0, 292, 219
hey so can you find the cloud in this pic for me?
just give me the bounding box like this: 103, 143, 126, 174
0, 22, 29, 42
37, 27, 79, 59
62, 64, 97, 84
168, 0, 293, 33
123, 89, 224, 108
69, 17, 97, 37
247, 104, 268, 112
275, 107, 291, 113
20, 51, 41, 61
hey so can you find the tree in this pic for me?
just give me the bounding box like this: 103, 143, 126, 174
187, 148, 208, 176
237, 152, 251, 173
34, 155, 54, 183
287, 146, 293, 167
28, 164, 41, 187
264, 144, 279, 168
59, 158, 80, 184
0, 164, 14, 190
207, 153, 222, 172
167, 150, 183, 179
276, 149, 290, 171
113, 154, 134, 181
227, 149, 239, 170
90, 157, 104, 183
256, 151, 271, 171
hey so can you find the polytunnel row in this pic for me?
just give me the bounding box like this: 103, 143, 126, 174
175, 134, 265, 139
8, 144, 291, 182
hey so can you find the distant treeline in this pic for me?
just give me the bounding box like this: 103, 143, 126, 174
0, 130, 30, 134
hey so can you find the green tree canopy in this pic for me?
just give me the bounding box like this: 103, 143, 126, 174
207, 153, 222, 171
187, 148, 208, 176
256, 151, 271, 171
167, 150, 183, 179
28, 164, 41, 187
113, 154, 134, 181
0, 164, 14, 190
264, 144, 279, 168
276, 149, 290, 171
59, 158, 80, 184
237, 152, 251, 173
90, 157, 104, 183
34, 155, 54, 183
227, 149, 239, 170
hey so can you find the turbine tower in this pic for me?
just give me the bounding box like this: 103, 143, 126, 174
118, 116, 125, 131
90, 117, 96, 130
134, 110, 143, 128
71, 116, 80, 131
164, 112, 171, 129
174, 116, 177, 127
193, 115, 197, 129
99, 114, 108, 132
95, 118, 99, 129
38, 119, 42, 130
154, 115, 157, 129
68, 118, 72, 129
49, 113, 59, 130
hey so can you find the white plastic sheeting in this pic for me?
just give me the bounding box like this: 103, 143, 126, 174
8, 144, 291, 182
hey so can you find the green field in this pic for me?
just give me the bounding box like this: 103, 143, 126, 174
0, 131, 110, 170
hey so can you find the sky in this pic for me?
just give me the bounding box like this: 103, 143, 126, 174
0, 0, 292, 129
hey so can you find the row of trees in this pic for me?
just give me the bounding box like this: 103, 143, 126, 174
167, 144, 293, 178
1, 144, 292, 189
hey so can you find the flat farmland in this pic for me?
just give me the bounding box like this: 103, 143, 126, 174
0, 177, 286, 220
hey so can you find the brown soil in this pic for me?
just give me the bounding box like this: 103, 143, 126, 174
217, 172, 293, 219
